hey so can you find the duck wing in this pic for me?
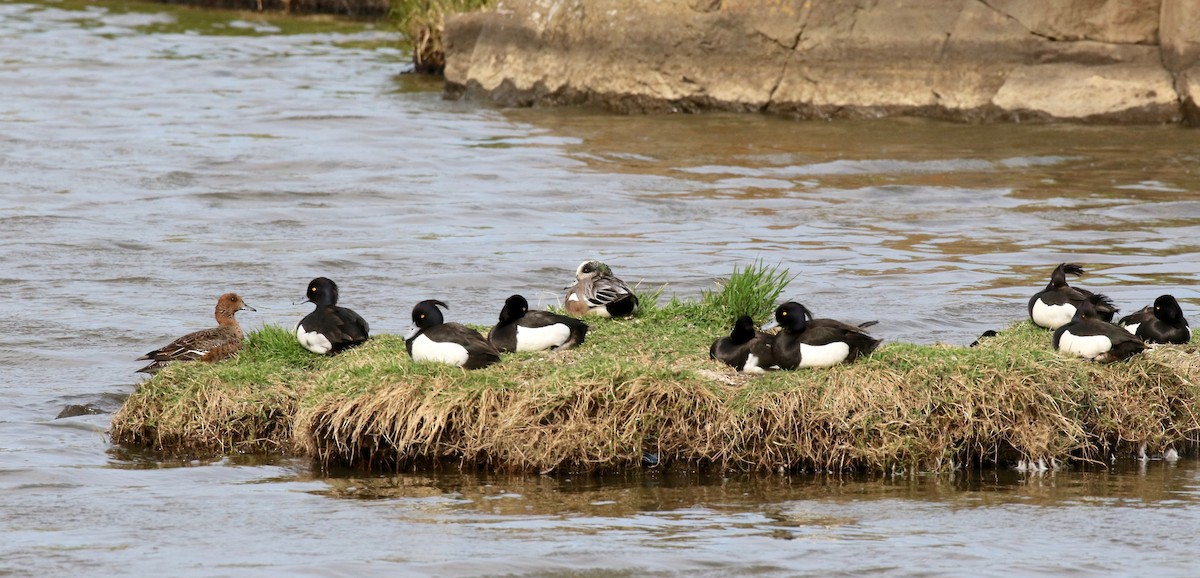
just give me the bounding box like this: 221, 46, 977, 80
585, 274, 635, 307
136, 326, 242, 372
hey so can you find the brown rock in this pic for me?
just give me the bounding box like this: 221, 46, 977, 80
983, 0, 1159, 44
1161, 0, 1200, 72
444, 0, 1192, 124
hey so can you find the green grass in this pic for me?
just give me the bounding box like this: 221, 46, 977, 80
111, 265, 1200, 474
700, 259, 796, 326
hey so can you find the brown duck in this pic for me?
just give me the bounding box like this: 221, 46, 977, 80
136, 293, 255, 374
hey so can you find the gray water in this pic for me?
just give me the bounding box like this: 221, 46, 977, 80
2, 1, 1200, 576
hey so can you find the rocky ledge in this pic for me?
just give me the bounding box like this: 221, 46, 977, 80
443, 0, 1200, 124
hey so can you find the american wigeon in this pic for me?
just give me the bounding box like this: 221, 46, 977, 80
564, 260, 638, 318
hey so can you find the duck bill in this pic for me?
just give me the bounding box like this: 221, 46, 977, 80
760, 320, 779, 331
403, 326, 420, 341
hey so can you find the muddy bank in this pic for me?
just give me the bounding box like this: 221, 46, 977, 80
444, 0, 1200, 124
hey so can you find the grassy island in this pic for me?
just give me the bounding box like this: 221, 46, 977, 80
110, 264, 1200, 473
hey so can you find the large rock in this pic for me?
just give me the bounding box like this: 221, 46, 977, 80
445, 0, 1196, 124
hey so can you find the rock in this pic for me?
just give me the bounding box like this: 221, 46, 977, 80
445, 0, 1197, 124
1160, 0, 1200, 72
56, 404, 105, 419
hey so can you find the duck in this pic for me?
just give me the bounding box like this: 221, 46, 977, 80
136, 293, 255, 374
488, 294, 589, 353
1119, 294, 1190, 344
762, 302, 882, 369
1028, 263, 1118, 330
1054, 298, 1147, 362
564, 260, 639, 318
710, 315, 776, 373
405, 299, 500, 369
294, 277, 370, 355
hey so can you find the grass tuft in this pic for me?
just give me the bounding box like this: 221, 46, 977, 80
701, 259, 796, 326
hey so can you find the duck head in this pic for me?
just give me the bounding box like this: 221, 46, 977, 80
498, 294, 530, 325
1153, 294, 1184, 324
304, 277, 339, 307
761, 301, 813, 333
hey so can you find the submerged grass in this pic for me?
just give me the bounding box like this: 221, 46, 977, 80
110, 267, 1200, 474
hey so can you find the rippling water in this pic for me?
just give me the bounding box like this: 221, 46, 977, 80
3, 1, 1200, 576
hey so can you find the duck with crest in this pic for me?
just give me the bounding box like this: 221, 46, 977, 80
762, 302, 881, 369
405, 299, 500, 369
489, 294, 588, 353
710, 315, 776, 373
1054, 298, 1147, 362
1028, 263, 1117, 330
1119, 294, 1191, 345
294, 277, 370, 355
136, 293, 255, 374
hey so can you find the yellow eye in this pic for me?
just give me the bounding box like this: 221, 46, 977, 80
781, 311, 787, 317
311, 287, 316, 292
420, 314, 425, 319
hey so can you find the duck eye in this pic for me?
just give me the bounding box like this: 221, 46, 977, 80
780, 311, 787, 317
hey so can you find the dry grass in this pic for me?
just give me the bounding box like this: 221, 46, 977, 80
391, 0, 492, 74
111, 305, 1200, 473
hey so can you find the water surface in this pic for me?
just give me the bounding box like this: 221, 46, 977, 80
2, 1, 1199, 575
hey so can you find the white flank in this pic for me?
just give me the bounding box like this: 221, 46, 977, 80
515, 323, 571, 352
797, 342, 852, 368
1031, 299, 1076, 330
295, 322, 332, 355
1123, 323, 1141, 335
743, 352, 766, 374
1057, 330, 1113, 360
410, 333, 469, 367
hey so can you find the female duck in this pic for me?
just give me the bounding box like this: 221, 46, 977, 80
405, 299, 500, 369
136, 293, 255, 374
1055, 299, 1147, 362
1119, 294, 1190, 344
489, 294, 589, 353
565, 260, 639, 318
295, 277, 370, 355
762, 302, 881, 369
1028, 263, 1117, 330
710, 315, 776, 373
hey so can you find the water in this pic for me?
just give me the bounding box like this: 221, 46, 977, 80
2, 1, 1200, 575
